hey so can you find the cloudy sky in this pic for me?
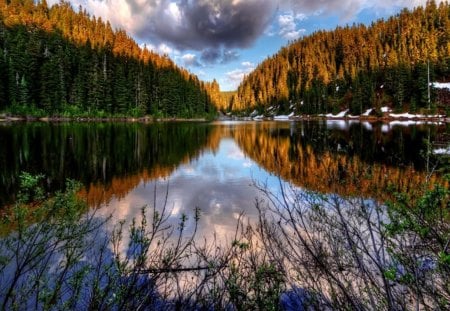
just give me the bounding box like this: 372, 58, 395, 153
52, 0, 432, 90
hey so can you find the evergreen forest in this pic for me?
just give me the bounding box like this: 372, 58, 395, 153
232, 1, 450, 116
0, 0, 221, 118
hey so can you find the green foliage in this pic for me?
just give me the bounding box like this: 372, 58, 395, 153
386, 184, 449, 238
0, 1, 217, 118
1, 168, 449, 309
0, 173, 93, 309
17, 172, 45, 203
225, 234, 285, 311
383, 183, 450, 306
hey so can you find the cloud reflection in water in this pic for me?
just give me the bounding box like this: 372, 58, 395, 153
100, 138, 283, 242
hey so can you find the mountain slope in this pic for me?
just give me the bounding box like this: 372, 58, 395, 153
233, 0, 450, 115
0, 0, 218, 117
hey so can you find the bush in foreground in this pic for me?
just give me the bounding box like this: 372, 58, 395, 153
0, 173, 448, 310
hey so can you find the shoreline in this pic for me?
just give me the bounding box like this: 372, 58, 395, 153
0, 115, 209, 123
291, 115, 449, 123
0, 114, 449, 123
227, 115, 450, 123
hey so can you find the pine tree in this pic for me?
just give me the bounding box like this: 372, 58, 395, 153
0, 0, 217, 117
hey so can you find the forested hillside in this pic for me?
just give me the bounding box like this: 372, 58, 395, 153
233, 0, 450, 115
0, 0, 218, 118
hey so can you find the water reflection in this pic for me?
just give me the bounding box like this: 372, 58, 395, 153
232, 121, 448, 201
94, 138, 275, 241
0, 121, 448, 239
0, 122, 215, 206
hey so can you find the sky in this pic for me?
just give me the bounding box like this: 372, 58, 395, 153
50, 0, 434, 91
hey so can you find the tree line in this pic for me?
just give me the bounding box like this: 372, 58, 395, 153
233, 0, 450, 115
0, 122, 215, 207
0, 0, 219, 118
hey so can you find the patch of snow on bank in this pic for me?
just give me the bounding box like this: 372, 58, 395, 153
389, 113, 420, 119
389, 113, 446, 119
362, 108, 373, 116
274, 112, 294, 120
433, 82, 450, 89
381, 106, 391, 113
325, 109, 349, 118
434, 147, 450, 155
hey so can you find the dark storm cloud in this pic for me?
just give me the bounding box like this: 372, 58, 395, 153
132, 0, 277, 51
200, 48, 221, 64
81, 0, 428, 53
199, 48, 239, 65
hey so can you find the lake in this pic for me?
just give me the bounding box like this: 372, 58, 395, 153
0, 120, 448, 239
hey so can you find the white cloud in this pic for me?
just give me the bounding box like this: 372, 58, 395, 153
158, 43, 173, 55
182, 53, 196, 61
225, 64, 255, 90
278, 13, 306, 40
278, 0, 436, 22
283, 29, 306, 41
181, 53, 202, 67
295, 13, 307, 21
144, 42, 180, 57
197, 70, 207, 76
166, 2, 182, 25
241, 61, 254, 68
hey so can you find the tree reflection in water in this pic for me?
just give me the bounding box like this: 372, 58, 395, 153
0, 121, 448, 309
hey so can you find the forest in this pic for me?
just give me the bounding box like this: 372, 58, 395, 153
0, 0, 222, 118
232, 1, 450, 116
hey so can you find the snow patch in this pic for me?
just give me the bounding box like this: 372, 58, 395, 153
434, 147, 450, 155
250, 110, 258, 117
362, 108, 373, 116
324, 109, 349, 118
433, 82, 450, 89
389, 113, 446, 119
381, 106, 391, 113
389, 113, 420, 119
274, 112, 294, 120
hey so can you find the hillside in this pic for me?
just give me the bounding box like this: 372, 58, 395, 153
0, 0, 219, 118
233, 0, 450, 116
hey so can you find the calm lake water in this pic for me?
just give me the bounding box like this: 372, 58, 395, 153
0, 120, 448, 238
